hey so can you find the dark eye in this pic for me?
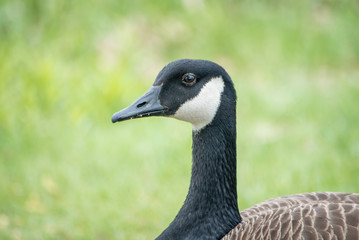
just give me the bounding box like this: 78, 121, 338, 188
182, 73, 197, 86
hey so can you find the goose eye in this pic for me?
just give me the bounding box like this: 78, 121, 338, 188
182, 73, 197, 86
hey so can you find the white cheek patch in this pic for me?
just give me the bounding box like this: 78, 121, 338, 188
172, 76, 224, 131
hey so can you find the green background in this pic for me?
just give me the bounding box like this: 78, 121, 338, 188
1, 0, 358, 239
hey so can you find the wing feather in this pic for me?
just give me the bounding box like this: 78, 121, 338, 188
222, 192, 359, 240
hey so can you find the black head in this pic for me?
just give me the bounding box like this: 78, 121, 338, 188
112, 59, 236, 131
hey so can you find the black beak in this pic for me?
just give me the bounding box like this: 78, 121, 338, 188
112, 85, 168, 123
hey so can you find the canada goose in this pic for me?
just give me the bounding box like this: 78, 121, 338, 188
112, 59, 359, 240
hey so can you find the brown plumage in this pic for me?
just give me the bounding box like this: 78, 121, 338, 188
222, 192, 359, 240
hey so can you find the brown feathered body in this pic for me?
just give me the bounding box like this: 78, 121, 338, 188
223, 192, 359, 240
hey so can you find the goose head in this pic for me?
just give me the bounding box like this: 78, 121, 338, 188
112, 59, 236, 131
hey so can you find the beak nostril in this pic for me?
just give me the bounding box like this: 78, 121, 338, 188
137, 101, 147, 108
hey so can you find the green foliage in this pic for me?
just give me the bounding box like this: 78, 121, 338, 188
0, 0, 358, 239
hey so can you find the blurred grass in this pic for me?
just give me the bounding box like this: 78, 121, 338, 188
1, 0, 359, 239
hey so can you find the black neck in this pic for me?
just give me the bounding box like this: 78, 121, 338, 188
156, 96, 241, 240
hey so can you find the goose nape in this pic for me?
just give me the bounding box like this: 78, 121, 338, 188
111, 59, 359, 240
